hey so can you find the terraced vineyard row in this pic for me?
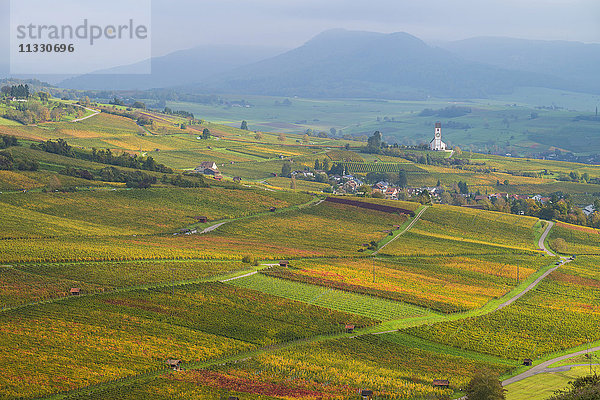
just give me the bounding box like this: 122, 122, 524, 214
228, 273, 432, 321
0, 282, 373, 399
338, 161, 425, 173
404, 256, 600, 361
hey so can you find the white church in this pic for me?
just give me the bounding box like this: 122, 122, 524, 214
429, 122, 447, 151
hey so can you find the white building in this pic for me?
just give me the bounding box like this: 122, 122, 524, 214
429, 122, 447, 151
583, 204, 596, 216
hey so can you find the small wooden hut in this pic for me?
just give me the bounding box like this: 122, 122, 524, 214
166, 359, 182, 371
432, 379, 450, 388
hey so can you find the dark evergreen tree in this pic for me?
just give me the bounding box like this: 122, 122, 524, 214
398, 170, 408, 188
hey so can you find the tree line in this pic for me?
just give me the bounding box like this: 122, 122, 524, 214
31, 139, 173, 174
62, 166, 208, 189
1, 84, 30, 99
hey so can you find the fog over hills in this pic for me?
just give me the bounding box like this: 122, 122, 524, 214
58, 45, 287, 90
439, 36, 600, 94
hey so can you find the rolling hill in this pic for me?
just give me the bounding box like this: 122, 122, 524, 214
58, 45, 287, 90
440, 36, 600, 94
190, 29, 557, 99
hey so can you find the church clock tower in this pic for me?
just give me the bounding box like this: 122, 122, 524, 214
429, 122, 447, 151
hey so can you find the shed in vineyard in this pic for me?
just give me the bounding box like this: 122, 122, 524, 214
166, 359, 182, 371
432, 379, 450, 388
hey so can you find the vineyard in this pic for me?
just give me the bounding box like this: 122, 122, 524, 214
0, 282, 372, 399
559, 255, 600, 281
411, 205, 539, 251
213, 201, 408, 256
228, 273, 431, 321
404, 257, 600, 360
548, 223, 600, 254
1, 101, 599, 400
0, 187, 311, 236
1, 260, 244, 307
338, 161, 425, 173
198, 334, 514, 399
381, 231, 529, 257
59, 376, 283, 400
261, 254, 549, 313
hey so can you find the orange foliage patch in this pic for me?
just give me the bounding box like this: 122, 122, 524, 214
556, 222, 600, 235
550, 271, 600, 289
167, 370, 354, 399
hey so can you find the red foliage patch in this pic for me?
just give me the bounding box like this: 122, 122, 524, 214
102, 298, 171, 314
550, 272, 600, 289
556, 222, 600, 235
167, 370, 351, 399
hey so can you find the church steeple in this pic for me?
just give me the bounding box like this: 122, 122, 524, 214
429, 122, 446, 151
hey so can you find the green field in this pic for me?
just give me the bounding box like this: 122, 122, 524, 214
228, 273, 432, 321
506, 365, 599, 400
163, 89, 600, 155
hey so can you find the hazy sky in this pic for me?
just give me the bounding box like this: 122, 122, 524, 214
150, 0, 600, 55
2, 0, 600, 64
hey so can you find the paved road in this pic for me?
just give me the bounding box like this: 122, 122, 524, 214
539, 221, 556, 256
71, 106, 100, 123
496, 221, 571, 311
373, 205, 429, 255
200, 222, 229, 234
220, 271, 258, 282
503, 346, 600, 386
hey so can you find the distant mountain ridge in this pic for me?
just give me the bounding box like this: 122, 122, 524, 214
58, 45, 287, 90
188, 29, 566, 99
440, 36, 600, 93
48, 29, 600, 98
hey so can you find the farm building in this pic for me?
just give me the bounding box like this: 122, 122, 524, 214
196, 161, 217, 171
69, 288, 81, 296
166, 359, 182, 371
269, 207, 277, 212
432, 379, 450, 388
345, 324, 355, 333
523, 358, 533, 366
194, 216, 208, 223
279, 260, 290, 267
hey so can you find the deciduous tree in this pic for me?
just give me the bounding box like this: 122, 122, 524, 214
466, 371, 506, 400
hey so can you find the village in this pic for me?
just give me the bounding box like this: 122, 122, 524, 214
192, 123, 597, 219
